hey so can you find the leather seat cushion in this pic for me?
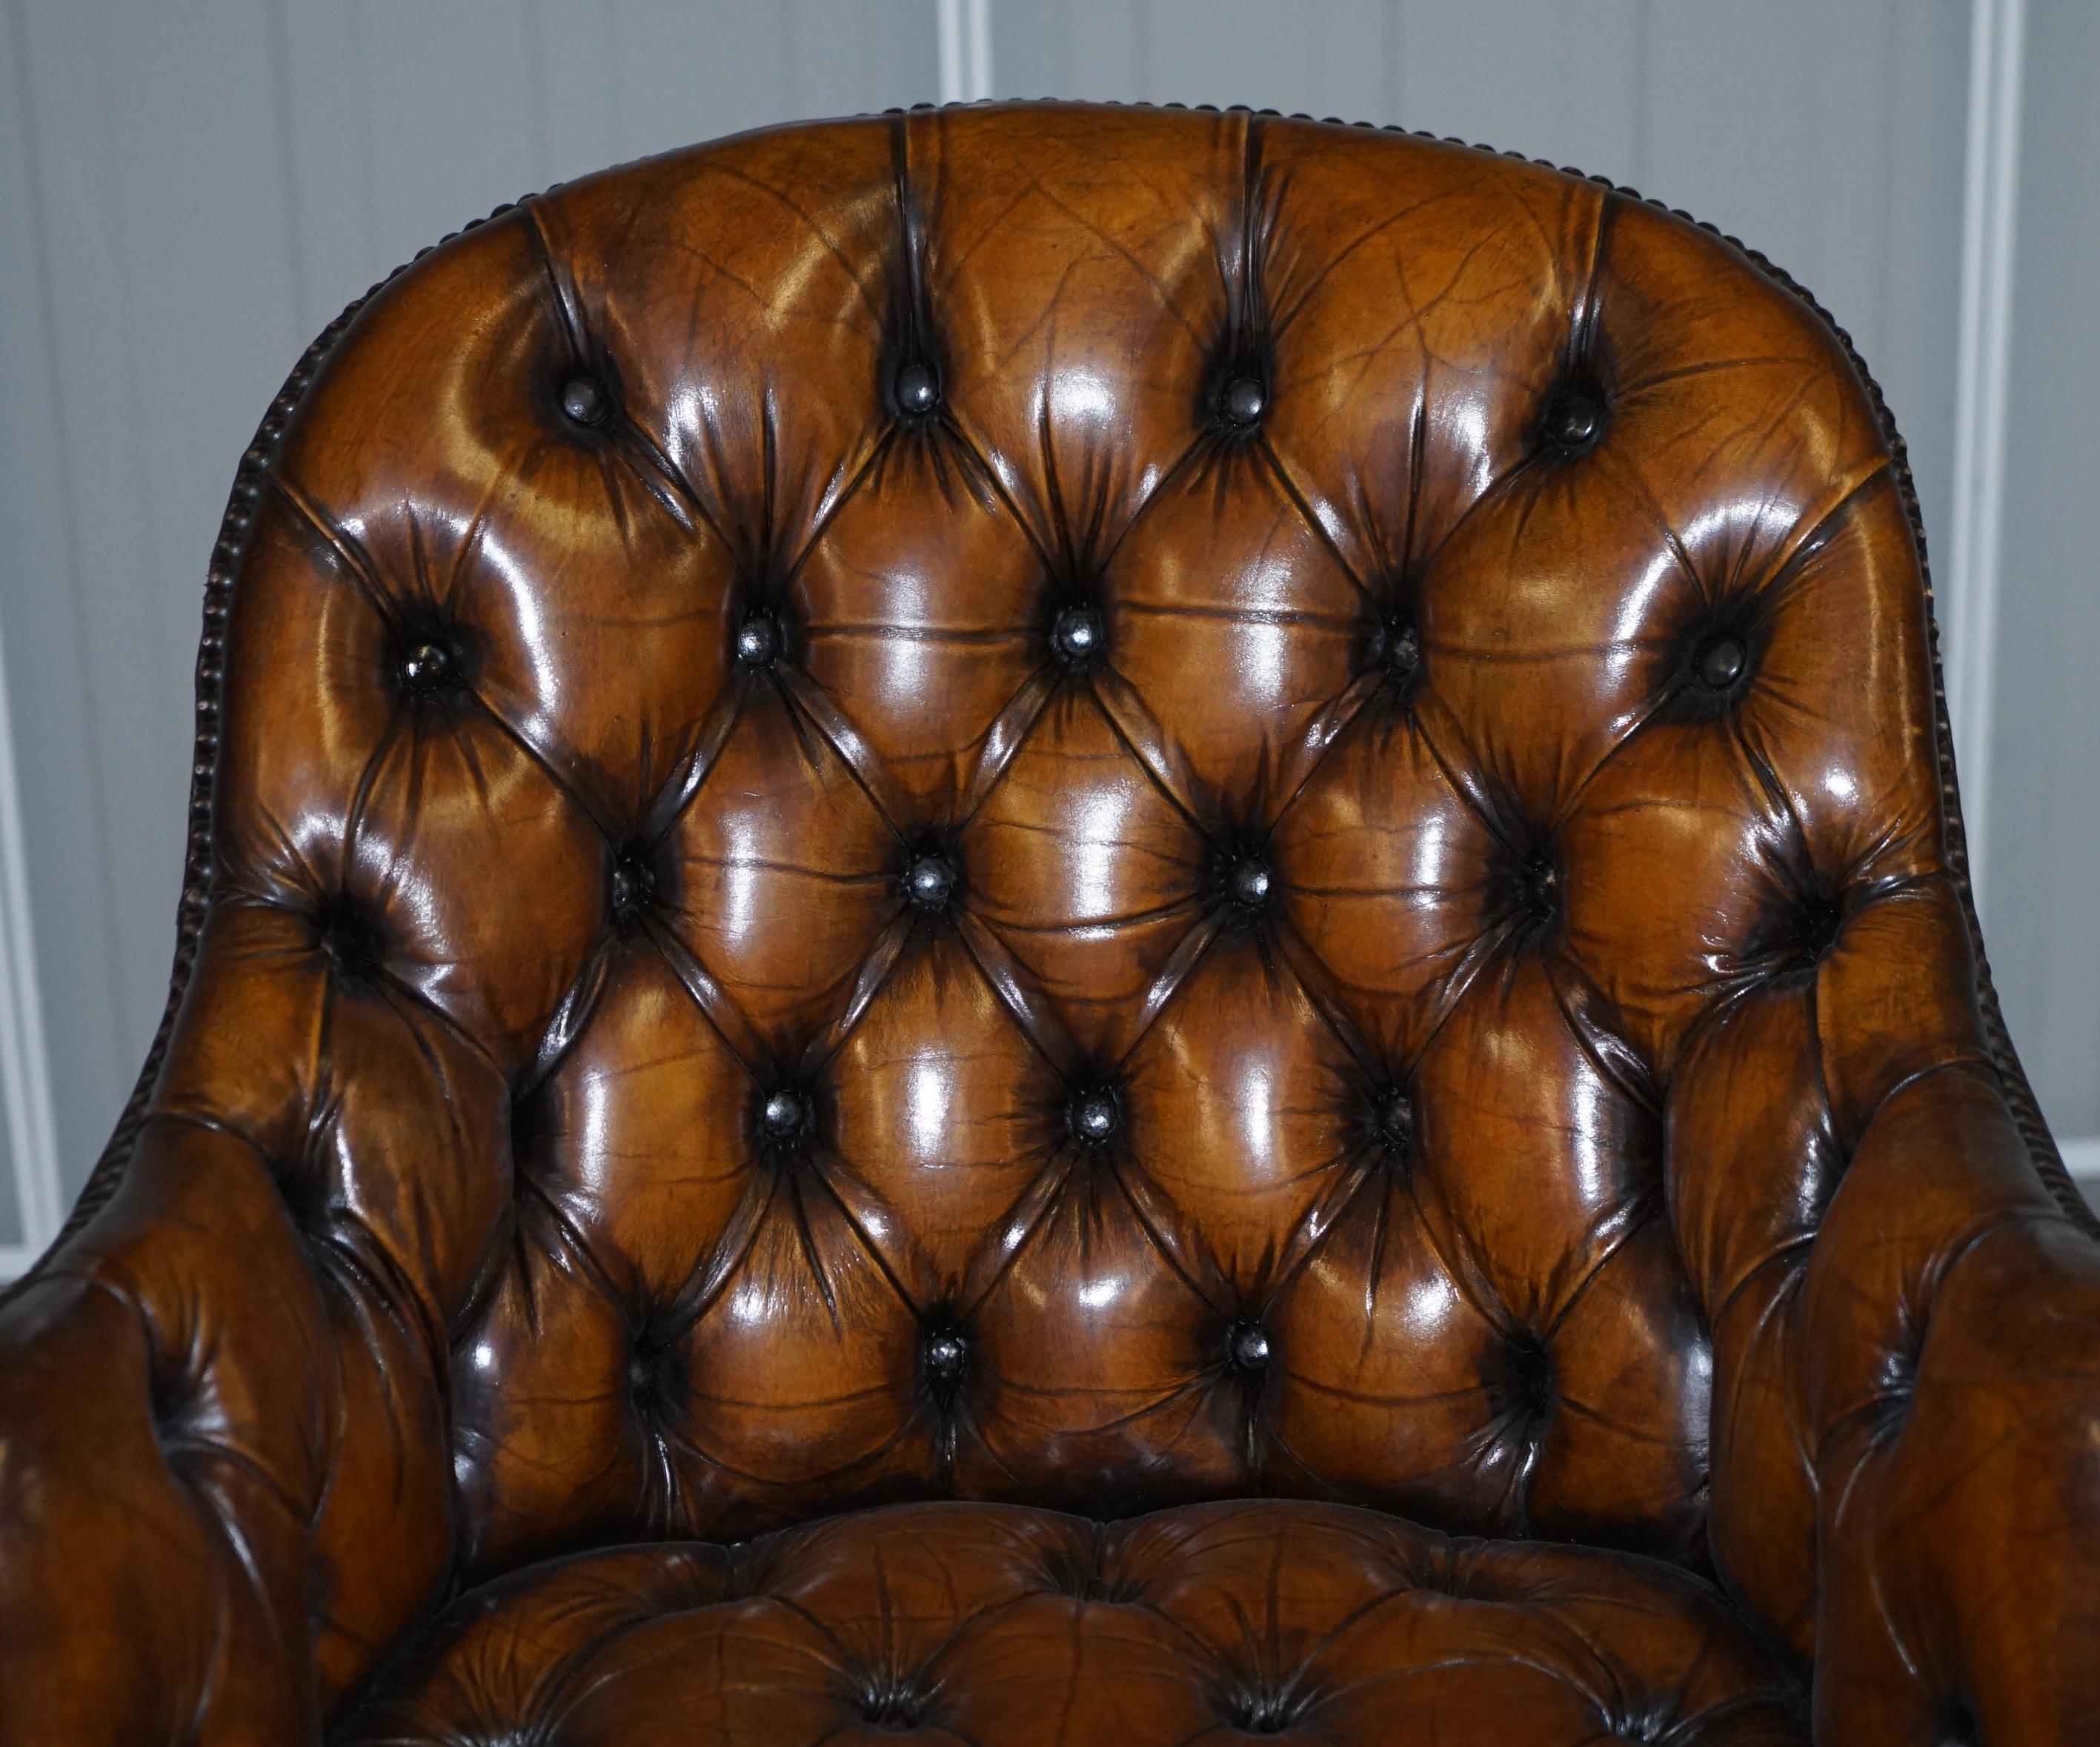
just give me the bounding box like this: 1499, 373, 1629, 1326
337, 1500, 1806, 1744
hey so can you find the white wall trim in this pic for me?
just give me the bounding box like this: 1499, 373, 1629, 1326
1946, 0, 2027, 921
0, 597, 61, 1282
936, 0, 994, 105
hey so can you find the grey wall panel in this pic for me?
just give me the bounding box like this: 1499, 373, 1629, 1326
1113, 0, 1395, 119
1388, 1, 1641, 174
988, 5, 1149, 104
274, 0, 940, 325
1988, 0, 2100, 1138
1875, 0, 1973, 590
991, 1, 1638, 163
0, 4, 125, 1218
4, 0, 312, 1194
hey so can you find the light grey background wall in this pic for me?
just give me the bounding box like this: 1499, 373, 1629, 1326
0, 0, 2090, 1260
1989, 0, 2100, 1153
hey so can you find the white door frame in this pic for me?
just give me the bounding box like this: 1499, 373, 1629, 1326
937, 0, 994, 106
0, 595, 62, 1280
1948, 0, 2093, 1203
1947, 0, 2025, 923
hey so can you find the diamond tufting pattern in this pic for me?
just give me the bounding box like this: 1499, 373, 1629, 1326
1, 102, 2097, 1746
337, 1500, 1807, 1746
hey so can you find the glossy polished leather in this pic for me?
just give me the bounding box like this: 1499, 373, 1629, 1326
2, 102, 2096, 1745
339, 1501, 1807, 1745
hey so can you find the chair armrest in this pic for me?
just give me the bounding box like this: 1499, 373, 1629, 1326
0, 1116, 333, 1739
0, 1077, 472, 1740
1804, 1063, 2100, 1742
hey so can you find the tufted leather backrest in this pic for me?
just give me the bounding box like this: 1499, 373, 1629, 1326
42, 102, 2088, 1712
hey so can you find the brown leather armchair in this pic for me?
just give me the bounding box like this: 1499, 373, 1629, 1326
3, 102, 2096, 1745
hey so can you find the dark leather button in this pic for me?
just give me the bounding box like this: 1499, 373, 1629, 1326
609, 856, 655, 922
269, 1152, 334, 1234
735, 613, 781, 667
1226, 1320, 1270, 1373
760, 1088, 811, 1141
399, 641, 454, 693
1515, 851, 1558, 922
561, 374, 610, 427
861, 1689, 926, 1731
1509, 1334, 1555, 1418
1069, 1089, 1120, 1145
923, 1330, 967, 1387
628, 1330, 674, 1411
314, 896, 382, 979
1793, 894, 1845, 962
1935, 1696, 1981, 1747
1220, 376, 1266, 426
1546, 392, 1601, 447
903, 854, 955, 911
1381, 620, 1421, 677
1224, 1691, 1294, 1734
895, 362, 940, 416
145, 1360, 195, 1437
1229, 859, 1272, 907
1696, 634, 1747, 689
1378, 1089, 1413, 1154
1051, 606, 1100, 662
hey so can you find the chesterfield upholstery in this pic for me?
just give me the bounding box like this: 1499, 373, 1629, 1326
2, 102, 2097, 1745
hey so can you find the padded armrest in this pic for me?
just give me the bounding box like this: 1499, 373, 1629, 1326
0, 1097, 468, 1740
0, 1116, 330, 1739
1667, 871, 2100, 1741
1804, 1064, 2100, 1741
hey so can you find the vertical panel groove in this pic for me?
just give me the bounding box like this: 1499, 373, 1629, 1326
0, 585, 62, 1263
0, 0, 64, 1257
263, 0, 311, 330
1630, 0, 1649, 185
1947, 0, 2026, 918
938, 0, 994, 103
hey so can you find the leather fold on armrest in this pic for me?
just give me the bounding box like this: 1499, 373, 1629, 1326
0, 1117, 332, 1741
1803, 1063, 2100, 1743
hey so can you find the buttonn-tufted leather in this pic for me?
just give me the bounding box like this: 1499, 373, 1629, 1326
2, 102, 2096, 1745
